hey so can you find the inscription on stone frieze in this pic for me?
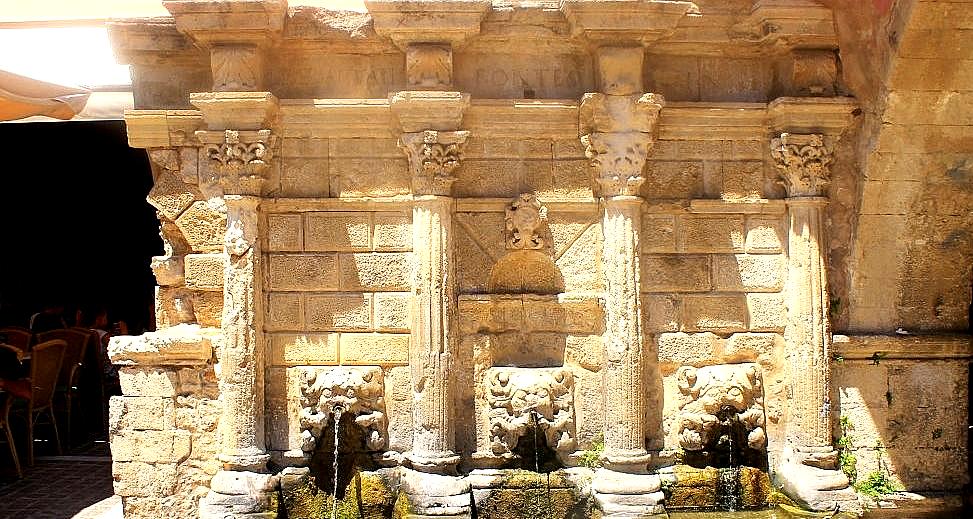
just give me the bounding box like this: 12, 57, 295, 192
268, 54, 406, 98
454, 53, 592, 99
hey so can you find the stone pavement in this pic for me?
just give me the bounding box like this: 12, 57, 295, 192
0, 449, 114, 519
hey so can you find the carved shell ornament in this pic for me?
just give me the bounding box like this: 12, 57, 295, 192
770, 133, 833, 197
505, 193, 548, 250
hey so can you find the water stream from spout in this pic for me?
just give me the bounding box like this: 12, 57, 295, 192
332, 405, 344, 519
530, 410, 540, 473
715, 416, 741, 512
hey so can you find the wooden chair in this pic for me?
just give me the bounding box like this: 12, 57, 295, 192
10, 339, 65, 465
0, 327, 31, 352
0, 390, 21, 478
36, 329, 88, 450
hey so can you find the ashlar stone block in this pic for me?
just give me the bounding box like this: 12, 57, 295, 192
118, 367, 180, 397
678, 216, 745, 253
266, 213, 303, 252
657, 332, 722, 366
147, 171, 201, 221
374, 292, 411, 331
339, 333, 409, 365
175, 198, 227, 253
642, 255, 711, 292
112, 461, 178, 497
268, 333, 338, 366
109, 396, 176, 432
338, 252, 411, 291
267, 254, 339, 291
373, 212, 413, 251
110, 429, 191, 464
305, 212, 371, 251
681, 295, 748, 332
712, 254, 785, 292
267, 292, 303, 331
305, 293, 372, 331
184, 253, 226, 291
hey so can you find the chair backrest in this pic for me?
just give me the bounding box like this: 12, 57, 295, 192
0, 327, 31, 351
36, 329, 88, 388
29, 339, 66, 409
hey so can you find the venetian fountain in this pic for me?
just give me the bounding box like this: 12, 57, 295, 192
100, 1, 969, 518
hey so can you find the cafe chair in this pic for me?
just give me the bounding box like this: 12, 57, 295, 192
0, 327, 31, 352
36, 329, 88, 450
9, 339, 65, 465
0, 388, 21, 478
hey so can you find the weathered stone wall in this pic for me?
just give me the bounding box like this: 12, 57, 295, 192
262, 199, 415, 461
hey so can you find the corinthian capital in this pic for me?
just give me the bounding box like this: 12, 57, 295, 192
196, 129, 277, 196
770, 133, 833, 198
399, 130, 469, 196
579, 92, 664, 197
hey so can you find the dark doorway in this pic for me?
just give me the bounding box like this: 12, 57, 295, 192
0, 120, 159, 333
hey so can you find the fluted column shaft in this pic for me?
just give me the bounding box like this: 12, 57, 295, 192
600, 196, 650, 468
408, 195, 460, 470
218, 195, 269, 470
785, 197, 832, 449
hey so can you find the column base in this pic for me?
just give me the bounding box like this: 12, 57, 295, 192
592, 468, 666, 518
218, 447, 270, 472
776, 447, 862, 515
406, 450, 462, 474
398, 467, 472, 518
199, 470, 278, 519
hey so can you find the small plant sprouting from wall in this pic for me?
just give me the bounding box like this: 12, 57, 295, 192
836, 415, 857, 483
578, 433, 604, 468
854, 469, 899, 497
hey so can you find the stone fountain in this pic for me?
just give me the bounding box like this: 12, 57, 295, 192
102, 1, 973, 519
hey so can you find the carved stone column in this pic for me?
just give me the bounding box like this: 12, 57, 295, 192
399, 129, 468, 471
772, 133, 858, 512
580, 48, 664, 473
580, 44, 668, 518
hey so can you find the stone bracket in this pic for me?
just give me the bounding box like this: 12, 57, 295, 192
561, 0, 699, 44
364, 0, 492, 50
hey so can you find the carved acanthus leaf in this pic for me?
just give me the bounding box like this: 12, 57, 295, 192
399, 130, 469, 196
485, 367, 576, 457
770, 133, 833, 197
579, 93, 664, 197
505, 193, 548, 250
196, 129, 277, 196
299, 367, 388, 454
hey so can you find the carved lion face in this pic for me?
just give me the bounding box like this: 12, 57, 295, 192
677, 364, 761, 414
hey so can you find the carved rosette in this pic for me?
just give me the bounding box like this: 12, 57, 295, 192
770, 133, 833, 198
399, 130, 469, 196
676, 364, 767, 454
579, 93, 664, 197
196, 129, 277, 196
484, 367, 577, 457
299, 367, 388, 454
505, 193, 548, 250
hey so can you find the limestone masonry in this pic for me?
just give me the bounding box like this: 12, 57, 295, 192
106, 1, 971, 518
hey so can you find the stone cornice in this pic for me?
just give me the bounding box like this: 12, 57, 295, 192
832, 334, 973, 361
766, 97, 858, 136
163, 0, 287, 47
122, 98, 859, 145
364, 0, 492, 49
729, 0, 837, 51
389, 91, 471, 132
108, 17, 205, 66
560, 0, 699, 45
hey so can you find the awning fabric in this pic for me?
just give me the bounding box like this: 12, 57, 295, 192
0, 68, 91, 121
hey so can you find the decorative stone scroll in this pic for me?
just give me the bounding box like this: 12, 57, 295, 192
505, 193, 548, 250
770, 133, 833, 197
676, 364, 767, 456
299, 367, 388, 454
484, 367, 576, 458
399, 130, 469, 196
